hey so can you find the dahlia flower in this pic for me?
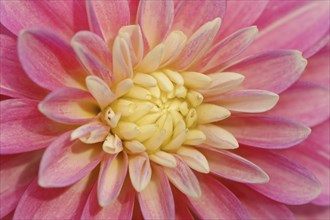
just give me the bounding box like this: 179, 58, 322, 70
0, 1, 329, 219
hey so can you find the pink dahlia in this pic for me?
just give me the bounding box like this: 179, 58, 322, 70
0, 1, 329, 219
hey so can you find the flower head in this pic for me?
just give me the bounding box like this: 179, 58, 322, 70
0, 0, 329, 219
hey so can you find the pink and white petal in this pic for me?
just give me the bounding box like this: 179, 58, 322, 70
280, 141, 330, 206
0, 35, 47, 99
172, 18, 221, 71
230, 184, 295, 220
38, 131, 103, 187
219, 115, 311, 149
199, 147, 269, 184
163, 156, 201, 198
0, 151, 41, 218
14, 174, 94, 220
85, 76, 116, 109
304, 34, 330, 59
128, 152, 152, 192
86, 0, 130, 44
72, 31, 113, 84
138, 165, 174, 219
185, 174, 248, 220
0, 99, 71, 154
71, 121, 109, 144
250, 1, 330, 57
301, 48, 330, 88
224, 50, 307, 93
215, 0, 268, 40
0, 1, 88, 39
265, 81, 330, 127
97, 152, 128, 207
194, 26, 258, 73
39, 87, 99, 125
237, 148, 322, 205
18, 29, 86, 91
172, 0, 226, 37
160, 31, 187, 68
209, 89, 279, 113
137, 0, 174, 48
290, 204, 330, 220
82, 179, 135, 219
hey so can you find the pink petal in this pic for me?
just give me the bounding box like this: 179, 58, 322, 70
38, 131, 103, 187
163, 156, 201, 198
249, 1, 330, 57
219, 115, 311, 149
0, 1, 88, 39
265, 81, 330, 127
194, 26, 258, 73
172, 0, 226, 37
199, 147, 269, 184
0, 151, 41, 218
209, 89, 279, 113
173, 191, 194, 220
129, 153, 152, 192
215, 0, 268, 40
280, 141, 330, 206
229, 184, 295, 220
138, 165, 175, 219
309, 120, 330, 155
97, 153, 128, 207
0, 99, 71, 154
224, 50, 307, 93
86, 0, 130, 44
0, 35, 47, 99
39, 87, 99, 124
301, 48, 330, 88
72, 31, 113, 85
172, 18, 221, 71
18, 29, 86, 91
14, 175, 94, 219
137, 0, 174, 48
71, 121, 109, 144
185, 174, 248, 219
0, 23, 15, 38
81, 179, 135, 219
290, 204, 330, 220
238, 148, 322, 205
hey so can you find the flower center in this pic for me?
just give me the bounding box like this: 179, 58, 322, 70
101, 69, 211, 160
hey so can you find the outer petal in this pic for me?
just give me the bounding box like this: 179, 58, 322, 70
199, 147, 269, 184
38, 132, 103, 187
301, 48, 330, 88
97, 153, 128, 207
224, 50, 307, 93
137, 0, 174, 48
86, 0, 130, 44
250, 1, 330, 57
71, 31, 113, 85
238, 148, 322, 205
173, 191, 194, 220
219, 115, 311, 149
18, 29, 86, 91
0, 99, 71, 154
290, 204, 330, 220
0, 151, 41, 218
14, 175, 94, 220
0, 1, 88, 39
0, 35, 47, 99
215, 0, 268, 40
38, 87, 99, 124
265, 81, 330, 127
280, 140, 330, 206
172, 0, 226, 36
81, 179, 135, 219
309, 120, 330, 155
138, 165, 175, 219
230, 184, 295, 220
185, 174, 248, 220
209, 89, 279, 113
